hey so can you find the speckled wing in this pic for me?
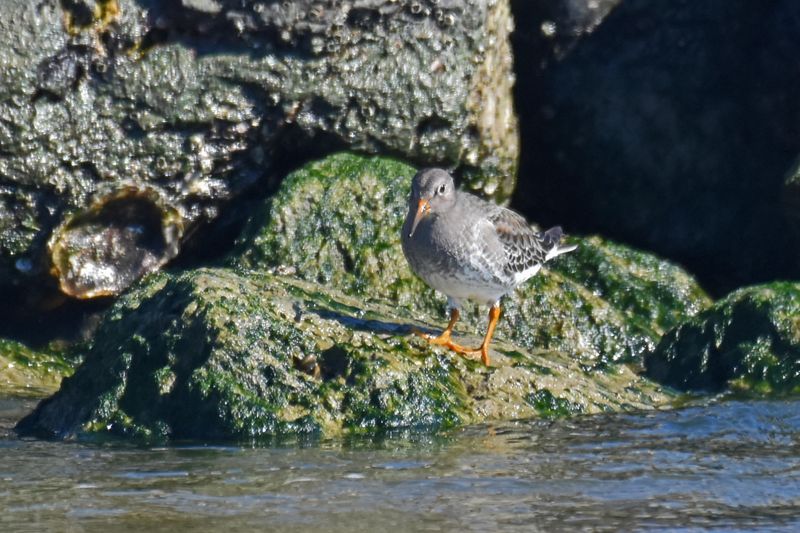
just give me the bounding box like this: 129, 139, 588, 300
486, 206, 551, 279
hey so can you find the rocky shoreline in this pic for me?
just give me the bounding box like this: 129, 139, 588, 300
14, 153, 798, 441
2, 1, 798, 441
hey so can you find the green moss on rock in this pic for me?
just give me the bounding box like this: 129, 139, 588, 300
645, 282, 800, 395
499, 272, 654, 366
0, 338, 75, 397
18, 152, 715, 440
526, 389, 583, 418
234, 153, 435, 312
552, 235, 711, 335
16, 267, 670, 441
234, 152, 710, 365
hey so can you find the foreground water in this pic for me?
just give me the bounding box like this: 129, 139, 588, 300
1, 397, 799, 532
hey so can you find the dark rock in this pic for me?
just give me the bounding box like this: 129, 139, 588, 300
511, 0, 800, 294
784, 160, 800, 267
645, 282, 800, 395
0, 0, 517, 312
35, 44, 92, 100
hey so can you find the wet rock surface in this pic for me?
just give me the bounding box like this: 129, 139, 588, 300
0, 0, 517, 310
0, 339, 75, 398
645, 283, 800, 395
549, 236, 711, 338
16, 152, 718, 441
15, 267, 671, 441
6, 0, 800, 441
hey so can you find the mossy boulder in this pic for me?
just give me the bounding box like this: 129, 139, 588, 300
234, 152, 711, 365
0, 339, 75, 397
234, 154, 428, 310
549, 236, 711, 337
16, 267, 671, 441
18, 152, 715, 440
645, 283, 800, 395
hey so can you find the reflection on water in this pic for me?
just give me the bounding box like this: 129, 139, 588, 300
2, 397, 799, 532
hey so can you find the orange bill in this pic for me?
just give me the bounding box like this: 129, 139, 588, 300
409, 198, 430, 237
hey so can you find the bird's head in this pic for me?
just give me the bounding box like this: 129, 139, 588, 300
408, 168, 457, 237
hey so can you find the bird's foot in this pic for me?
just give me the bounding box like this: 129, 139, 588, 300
413, 330, 491, 366
449, 344, 491, 367
412, 327, 467, 352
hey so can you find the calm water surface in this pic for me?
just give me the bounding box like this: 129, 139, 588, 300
1, 397, 799, 532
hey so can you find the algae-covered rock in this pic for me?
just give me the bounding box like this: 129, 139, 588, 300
234, 154, 432, 311
18, 152, 716, 440
0, 338, 75, 397
645, 283, 800, 395
235, 153, 710, 364
16, 267, 670, 441
499, 272, 657, 366
502, 235, 712, 365
550, 236, 712, 337
0, 0, 517, 307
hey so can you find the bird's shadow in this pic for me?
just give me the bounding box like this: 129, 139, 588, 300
298, 302, 440, 337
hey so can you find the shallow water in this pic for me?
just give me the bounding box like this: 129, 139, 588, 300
2, 397, 799, 532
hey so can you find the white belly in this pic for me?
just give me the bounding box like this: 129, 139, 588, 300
424, 270, 509, 307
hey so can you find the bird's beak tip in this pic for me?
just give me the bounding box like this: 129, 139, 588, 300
409, 198, 429, 238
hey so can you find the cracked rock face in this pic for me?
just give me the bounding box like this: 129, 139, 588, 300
0, 0, 517, 308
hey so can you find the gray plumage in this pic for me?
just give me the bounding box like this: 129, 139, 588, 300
401, 168, 576, 310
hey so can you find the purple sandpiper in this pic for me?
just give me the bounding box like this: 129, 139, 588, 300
401, 168, 577, 366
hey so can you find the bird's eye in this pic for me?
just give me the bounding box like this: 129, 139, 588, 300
437, 184, 446, 195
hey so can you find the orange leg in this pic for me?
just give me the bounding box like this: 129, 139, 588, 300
414, 305, 501, 367
476, 304, 501, 366
413, 308, 473, 353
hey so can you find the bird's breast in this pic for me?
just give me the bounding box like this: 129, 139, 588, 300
402, 215, 513, 303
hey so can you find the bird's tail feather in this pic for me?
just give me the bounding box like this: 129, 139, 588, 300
541, 226, 578, 261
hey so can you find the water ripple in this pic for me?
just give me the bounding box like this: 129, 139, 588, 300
1, 398, 799, 531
